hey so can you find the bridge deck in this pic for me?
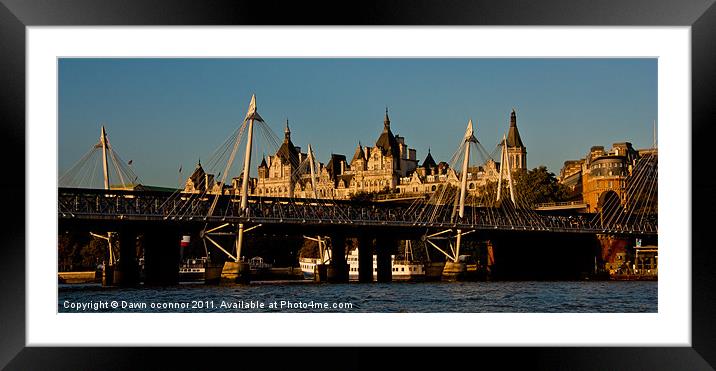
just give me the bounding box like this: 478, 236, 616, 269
57, 188, 658, 236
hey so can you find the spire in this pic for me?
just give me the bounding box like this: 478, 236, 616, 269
506, 109, 525, 148
422, 147, 437, 169
259, 154, 267, 168
375, 107, 400, 160
284, 118, 291, 142
352, 142, 365, 163
384, 106, 390, 130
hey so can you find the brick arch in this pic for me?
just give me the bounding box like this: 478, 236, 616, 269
598, 190, 621, 212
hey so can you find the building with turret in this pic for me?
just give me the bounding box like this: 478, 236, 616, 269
255, 120, 307, 198
506, 109, 527, 171
559, 142, 653, 212
182, 108, 527, 201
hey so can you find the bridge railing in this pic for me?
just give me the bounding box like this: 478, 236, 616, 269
534, 200, 586, 209
58, 188, 657, 234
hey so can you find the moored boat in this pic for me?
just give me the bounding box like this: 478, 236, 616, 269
178, 256, 223, 283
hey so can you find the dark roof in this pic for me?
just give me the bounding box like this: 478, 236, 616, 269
189, 163, 206, 184
351, 144, 365, 163
276, 140, 300, 165
376, 129, 401, 159
422, 149, 437, 169
276, 119, 300, 165
375, 108, 401, 160
375, 122, 401, 160
506, 109, 524, 148
259, 157, 268, 168
326, 154, 347, 179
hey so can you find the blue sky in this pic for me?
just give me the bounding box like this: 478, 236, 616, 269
58, 58, 657, 188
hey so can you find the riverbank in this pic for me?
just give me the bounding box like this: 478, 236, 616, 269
58, 271, 100, 284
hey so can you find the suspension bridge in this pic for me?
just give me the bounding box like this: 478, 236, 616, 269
58, 95, 658, 285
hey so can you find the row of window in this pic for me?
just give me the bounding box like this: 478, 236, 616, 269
591, 162, 625, 170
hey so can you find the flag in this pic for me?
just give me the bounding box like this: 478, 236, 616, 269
128, 160, 133, 165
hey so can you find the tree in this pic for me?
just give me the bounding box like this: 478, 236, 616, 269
299, 239, 319, 258
349, 191, 373, 202
512, 166, 570, 207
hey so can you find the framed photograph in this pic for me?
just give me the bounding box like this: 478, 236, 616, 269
2, 0, 714, 369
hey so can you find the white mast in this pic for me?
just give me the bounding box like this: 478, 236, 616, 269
236, 94, 263, 263
505, 134, 515, 204
308, 144, 318, 199
497, 134, 515, 204
455, 119, 477, 261
497, 136, 504, 202
100, 125, 110, 190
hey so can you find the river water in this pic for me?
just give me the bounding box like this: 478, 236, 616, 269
59, 280, 656, 313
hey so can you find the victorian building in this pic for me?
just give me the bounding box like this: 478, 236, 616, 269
255, 120, 307, 198
183, 108, 527, 201
506, 109, 527, 171
558, 142, 653, 212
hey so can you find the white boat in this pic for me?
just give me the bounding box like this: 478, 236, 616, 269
299, 246, 426, 281
298, 236, 332, 280
178, 256, 223, 283
345, 249, 425, 281
298, 257, 328, 280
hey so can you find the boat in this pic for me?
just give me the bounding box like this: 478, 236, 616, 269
176, 235, 222, 283
299, 257, 329, 280
298, 236, 332, 280
178, 256, 223, 284
299, 240, 426, 281
345, 249, 426, 281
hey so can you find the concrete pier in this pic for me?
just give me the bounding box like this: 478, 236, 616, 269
114, 229, 139, 287
358, 236, 374, 283
327, 234, 349, 283
313, 264, 328, 282
376, 237, 393, 283
143, 228, 181, 285
221, 261, 251, 283
442, 261, 467, 281
102, 265, 114, 286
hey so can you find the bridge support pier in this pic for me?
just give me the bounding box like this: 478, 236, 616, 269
442, 261, 467, 281
143, 227, 181, 286
358, 236, 374, 283
114, 228, 139, 287
327, 234, 349, 283
486, 241, 495, 280
101, 264, 114, 287
376, 237, 394, 283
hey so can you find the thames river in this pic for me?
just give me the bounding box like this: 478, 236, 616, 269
58, 280, 656, 313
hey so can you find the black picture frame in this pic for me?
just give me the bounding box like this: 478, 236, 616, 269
1, 0, 714, 369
